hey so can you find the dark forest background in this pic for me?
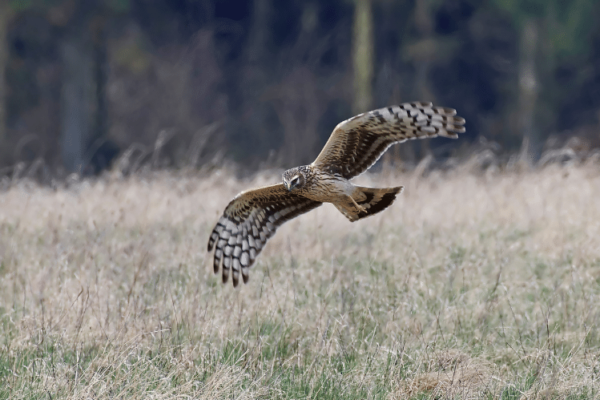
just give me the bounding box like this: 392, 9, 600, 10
1, 0, 600, 177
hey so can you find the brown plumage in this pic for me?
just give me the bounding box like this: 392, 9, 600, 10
207, 184, 321, 287
208, 102, 465, 286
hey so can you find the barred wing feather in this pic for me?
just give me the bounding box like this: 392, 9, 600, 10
312, 102, 466, 179
207, 184, 322, 287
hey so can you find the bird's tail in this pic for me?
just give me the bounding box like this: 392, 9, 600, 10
335, 186, 403, 222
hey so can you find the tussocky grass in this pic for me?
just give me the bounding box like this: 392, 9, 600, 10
0, 164, 599, 399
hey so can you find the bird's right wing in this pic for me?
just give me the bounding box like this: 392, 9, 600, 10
312, 102, 465, 179
207, 183, 322, 287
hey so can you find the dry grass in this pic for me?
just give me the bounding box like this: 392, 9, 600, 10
0, 164, 600, 399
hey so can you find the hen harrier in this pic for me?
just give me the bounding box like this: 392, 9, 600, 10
208, 102, 465, 286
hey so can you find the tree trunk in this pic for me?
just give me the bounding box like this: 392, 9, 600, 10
248, 0, 270, 64
88, 20, 111, 172
0, 3, 12, 147
517, 19, 538, 160
413, 0, 435, 158
60, 34, 95, 173
352, 0, 374, 114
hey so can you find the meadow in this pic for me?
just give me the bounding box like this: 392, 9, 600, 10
0, 162, 599, 399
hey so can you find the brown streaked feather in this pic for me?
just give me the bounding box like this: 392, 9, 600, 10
207, 184, 322, 287
312, 102, 465, 179
334, 186, 403, 222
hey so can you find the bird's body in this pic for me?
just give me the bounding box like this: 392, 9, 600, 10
283, 165, 402, 221
287, 165, 352, 202
208, 102, 466, 286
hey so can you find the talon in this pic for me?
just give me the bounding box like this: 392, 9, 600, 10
349, 196, 367, 213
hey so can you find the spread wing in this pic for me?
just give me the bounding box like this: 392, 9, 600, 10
312, 102, 466, 179
207, 184, 322, 287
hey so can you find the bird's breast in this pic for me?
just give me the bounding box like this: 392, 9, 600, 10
300, 172, 353, 203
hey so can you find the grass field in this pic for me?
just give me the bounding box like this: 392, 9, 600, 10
0, 164, 599, 399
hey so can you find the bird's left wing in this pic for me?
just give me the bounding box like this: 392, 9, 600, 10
207, 183, 322, 287
312, 102, 465, 179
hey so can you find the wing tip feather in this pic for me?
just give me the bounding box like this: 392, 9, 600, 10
208, 185, 322, 288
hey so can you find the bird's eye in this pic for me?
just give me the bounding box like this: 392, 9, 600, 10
291, 177, 299, 185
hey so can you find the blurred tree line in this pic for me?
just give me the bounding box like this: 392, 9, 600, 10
1, 0, 600, 176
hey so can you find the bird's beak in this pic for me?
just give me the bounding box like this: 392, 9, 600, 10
284, 182, 291, 191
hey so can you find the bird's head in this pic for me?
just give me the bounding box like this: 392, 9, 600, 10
282, 168, 306, 192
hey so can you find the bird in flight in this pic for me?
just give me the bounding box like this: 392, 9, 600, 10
208, 102, 465, 286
